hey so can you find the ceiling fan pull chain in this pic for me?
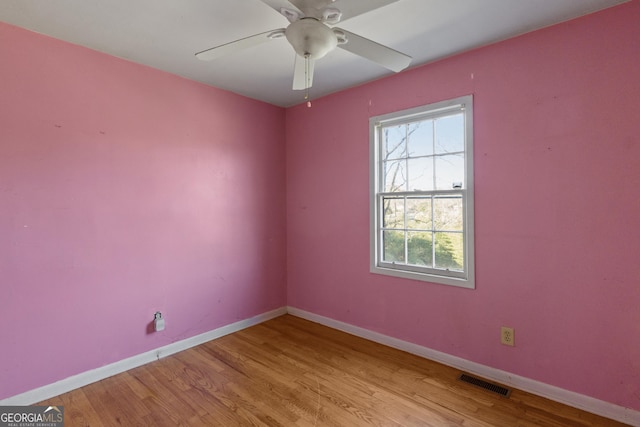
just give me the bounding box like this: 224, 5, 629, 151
305, 53, 312, 107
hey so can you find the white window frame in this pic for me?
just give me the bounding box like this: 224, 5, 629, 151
370, 95, 475, 289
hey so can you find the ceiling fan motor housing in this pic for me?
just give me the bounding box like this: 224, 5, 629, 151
285, 18, 337, 59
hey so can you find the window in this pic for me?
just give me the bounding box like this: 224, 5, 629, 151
370, 95, 474, 288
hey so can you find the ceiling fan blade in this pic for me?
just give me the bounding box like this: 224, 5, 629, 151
195, 29, 285, 61
331, 0, 400, 22
292, 54, 315, 90
335, 28, 411, 72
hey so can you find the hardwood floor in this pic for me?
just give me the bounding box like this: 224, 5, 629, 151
40, 315, 628, 426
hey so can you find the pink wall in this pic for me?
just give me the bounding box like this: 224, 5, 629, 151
0, 23, 286, 399
2, 0, 639, 413
286, 1, 640, 411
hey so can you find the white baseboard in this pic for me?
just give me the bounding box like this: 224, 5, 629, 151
4, 305, 637, 426
286, 307, 640, 427
0, 307, 287, 406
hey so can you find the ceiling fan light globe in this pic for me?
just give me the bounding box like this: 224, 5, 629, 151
285, 18, 337, 59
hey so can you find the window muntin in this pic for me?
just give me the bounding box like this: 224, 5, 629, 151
370, 96, 474, 288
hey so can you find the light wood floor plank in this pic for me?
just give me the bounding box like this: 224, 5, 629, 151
39, 315, 629, 426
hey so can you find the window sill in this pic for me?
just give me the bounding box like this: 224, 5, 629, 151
370, 265, 475, 289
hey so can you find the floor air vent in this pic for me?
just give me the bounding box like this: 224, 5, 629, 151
458, 374, 512, 397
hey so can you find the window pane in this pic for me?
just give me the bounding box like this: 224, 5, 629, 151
406, 197, 432, 230
383, 197, 405, 229
407, 231, 433, 267
435, 114, 464, 154
407, 157, 433, 191
434, 232, 463, 271
383, 230, 405, 263
383, 125, 407, 160
383, 160, 406, 192
433, 196, 463, 231
435, 153, 464, 190
407, 120, 433, 157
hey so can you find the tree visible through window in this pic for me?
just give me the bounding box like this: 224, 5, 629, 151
370, 96, 474, 288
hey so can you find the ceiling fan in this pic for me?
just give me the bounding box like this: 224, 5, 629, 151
195, 0, 412, 92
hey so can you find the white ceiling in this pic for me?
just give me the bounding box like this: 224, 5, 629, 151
0, 0, 628, 107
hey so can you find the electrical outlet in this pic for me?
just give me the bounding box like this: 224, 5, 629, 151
154, 312, 165, 332
501, 327, 514, 346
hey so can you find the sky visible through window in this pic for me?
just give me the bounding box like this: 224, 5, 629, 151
383, 113, 464, 192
